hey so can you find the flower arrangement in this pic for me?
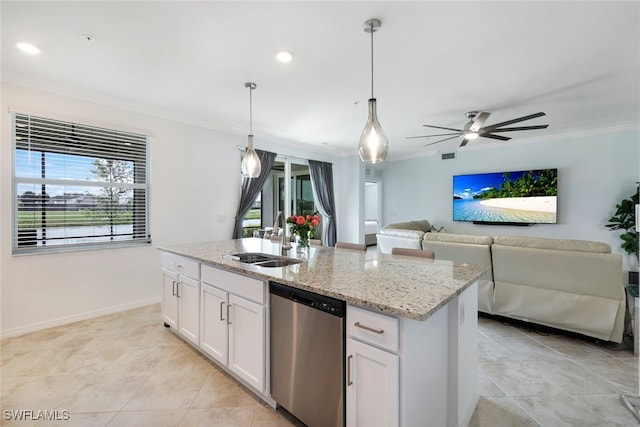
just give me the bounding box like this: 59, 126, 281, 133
287, 214, 320, 249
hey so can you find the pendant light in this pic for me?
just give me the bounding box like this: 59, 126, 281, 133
241, 82, 261, 178
358, 18, 388, 164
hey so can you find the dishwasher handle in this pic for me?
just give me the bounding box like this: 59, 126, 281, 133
291, 293, 315, 307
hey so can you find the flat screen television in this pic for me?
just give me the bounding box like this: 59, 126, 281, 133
453, 168, 558, 224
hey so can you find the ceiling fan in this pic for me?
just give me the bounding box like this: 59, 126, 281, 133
407, 111, 548, 147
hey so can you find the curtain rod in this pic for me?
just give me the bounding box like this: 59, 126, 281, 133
236, 145, 313, 164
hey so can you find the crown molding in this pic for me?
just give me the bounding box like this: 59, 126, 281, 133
2, 70, 351, 159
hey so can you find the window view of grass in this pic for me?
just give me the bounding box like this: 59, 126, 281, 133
242, 206, 262, 237
18, 210, 133, 228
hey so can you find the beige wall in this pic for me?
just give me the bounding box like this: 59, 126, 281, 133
1, 82, 344, 337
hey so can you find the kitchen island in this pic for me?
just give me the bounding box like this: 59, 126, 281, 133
158, 238, 486, 427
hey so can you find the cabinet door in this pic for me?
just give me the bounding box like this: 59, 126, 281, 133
228, 294, 265, 392
162, 268, 179, 329
346, 338, 399, 427
200, 283, 228, 365
178, 275, 200, 346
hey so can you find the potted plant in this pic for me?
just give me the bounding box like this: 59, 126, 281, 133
606, 182, 639, 284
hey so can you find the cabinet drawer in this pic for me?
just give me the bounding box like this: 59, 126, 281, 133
201, 265, 265, 304
162, 252, 200, 279
347, 305, 399, 353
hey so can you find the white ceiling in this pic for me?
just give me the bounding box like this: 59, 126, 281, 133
2, 1, 639, 160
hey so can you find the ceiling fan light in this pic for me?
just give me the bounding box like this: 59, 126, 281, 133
241, 135, 261, 178
465, 131, 479, 140
359, 98, 388, 164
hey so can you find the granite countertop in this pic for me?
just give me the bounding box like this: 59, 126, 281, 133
158, 238, 486, 321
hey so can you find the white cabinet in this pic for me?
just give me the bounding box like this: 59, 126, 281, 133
346, 282, 478, 427
177, 275, 200, 346
228, 294, 265, 390
200, 283, 228, 364
346, 305, 400, 427
346, 336, 399, 427
162, 268, 179, 329
161, 253, 200, 346
200, 264, 266, 393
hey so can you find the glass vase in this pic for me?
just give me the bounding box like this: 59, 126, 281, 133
296, 232, 310, 254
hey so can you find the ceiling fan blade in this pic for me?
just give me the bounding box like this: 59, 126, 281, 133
482, 112, 546, 131
423, 135, 460, 147
490, 125, 549, 133
488, 125, 549, 132
480, 133, 511, 141
469, 112, 491, 131
459, 137, 470, 147
422, 124, 464, 132
405, 132, 461, 139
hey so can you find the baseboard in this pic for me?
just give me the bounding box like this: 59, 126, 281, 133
0, 297, 161, 339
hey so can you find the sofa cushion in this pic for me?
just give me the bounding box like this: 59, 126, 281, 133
379, 228, 426, 239
424, 233, 493, 246
380, 220, 431, 233
493, 235, 611, 253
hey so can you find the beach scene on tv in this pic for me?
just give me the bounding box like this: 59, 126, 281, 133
453, 169, 558, 223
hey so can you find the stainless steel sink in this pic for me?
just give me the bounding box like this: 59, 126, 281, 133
222, 252, 302, 267
228, 253, 275, 263
253, 259, 302, 268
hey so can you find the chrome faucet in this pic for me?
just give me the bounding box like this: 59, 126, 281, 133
273, 211, 291, 250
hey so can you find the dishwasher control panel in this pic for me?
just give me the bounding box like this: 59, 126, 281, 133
270, 281, 345, 317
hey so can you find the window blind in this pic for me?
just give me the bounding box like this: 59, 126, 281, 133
12, 113, 151, 253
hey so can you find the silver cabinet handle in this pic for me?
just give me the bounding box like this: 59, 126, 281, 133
172, 280, 177, 296
347, 354, 353, 386
220, 301, 225, 321
173, 262, 183, 268
354, 322, 384, 335
176, 281, 181, 298
227, 304, 232, 325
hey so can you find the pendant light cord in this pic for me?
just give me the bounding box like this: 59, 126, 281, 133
249, 85, 253, 134
370, 21, 374, 99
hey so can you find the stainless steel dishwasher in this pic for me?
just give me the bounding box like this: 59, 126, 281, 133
270, 282, 345, 427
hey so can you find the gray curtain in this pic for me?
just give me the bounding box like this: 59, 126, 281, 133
309, 160, 337, 247
233, 149, 277, 238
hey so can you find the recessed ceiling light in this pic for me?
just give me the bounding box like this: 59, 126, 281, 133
16, 42, 40, 55
275, 50, 294, 63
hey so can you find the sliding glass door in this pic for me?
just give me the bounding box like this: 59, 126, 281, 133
241, 157, 317, 236
276, 163, 315, 217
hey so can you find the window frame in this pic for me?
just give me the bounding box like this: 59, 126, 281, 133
11, 112, 152, 255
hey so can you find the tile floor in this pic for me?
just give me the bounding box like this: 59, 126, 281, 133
1, 304, 638, 426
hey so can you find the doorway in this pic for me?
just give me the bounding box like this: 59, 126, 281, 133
364, 181, 381, 246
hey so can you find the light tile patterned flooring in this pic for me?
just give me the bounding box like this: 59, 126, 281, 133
1, 304, 638, 426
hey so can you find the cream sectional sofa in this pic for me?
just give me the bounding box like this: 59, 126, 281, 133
490, 235, 625, 343
423, 233, 495, 315
376, 220, 432, 253
378, 223, 626, 343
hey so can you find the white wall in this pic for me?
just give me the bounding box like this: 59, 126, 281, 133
0, 82, 342, 337
336, 155, 365, 244
381, 128, 640, 270
365, 181, 379, 221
